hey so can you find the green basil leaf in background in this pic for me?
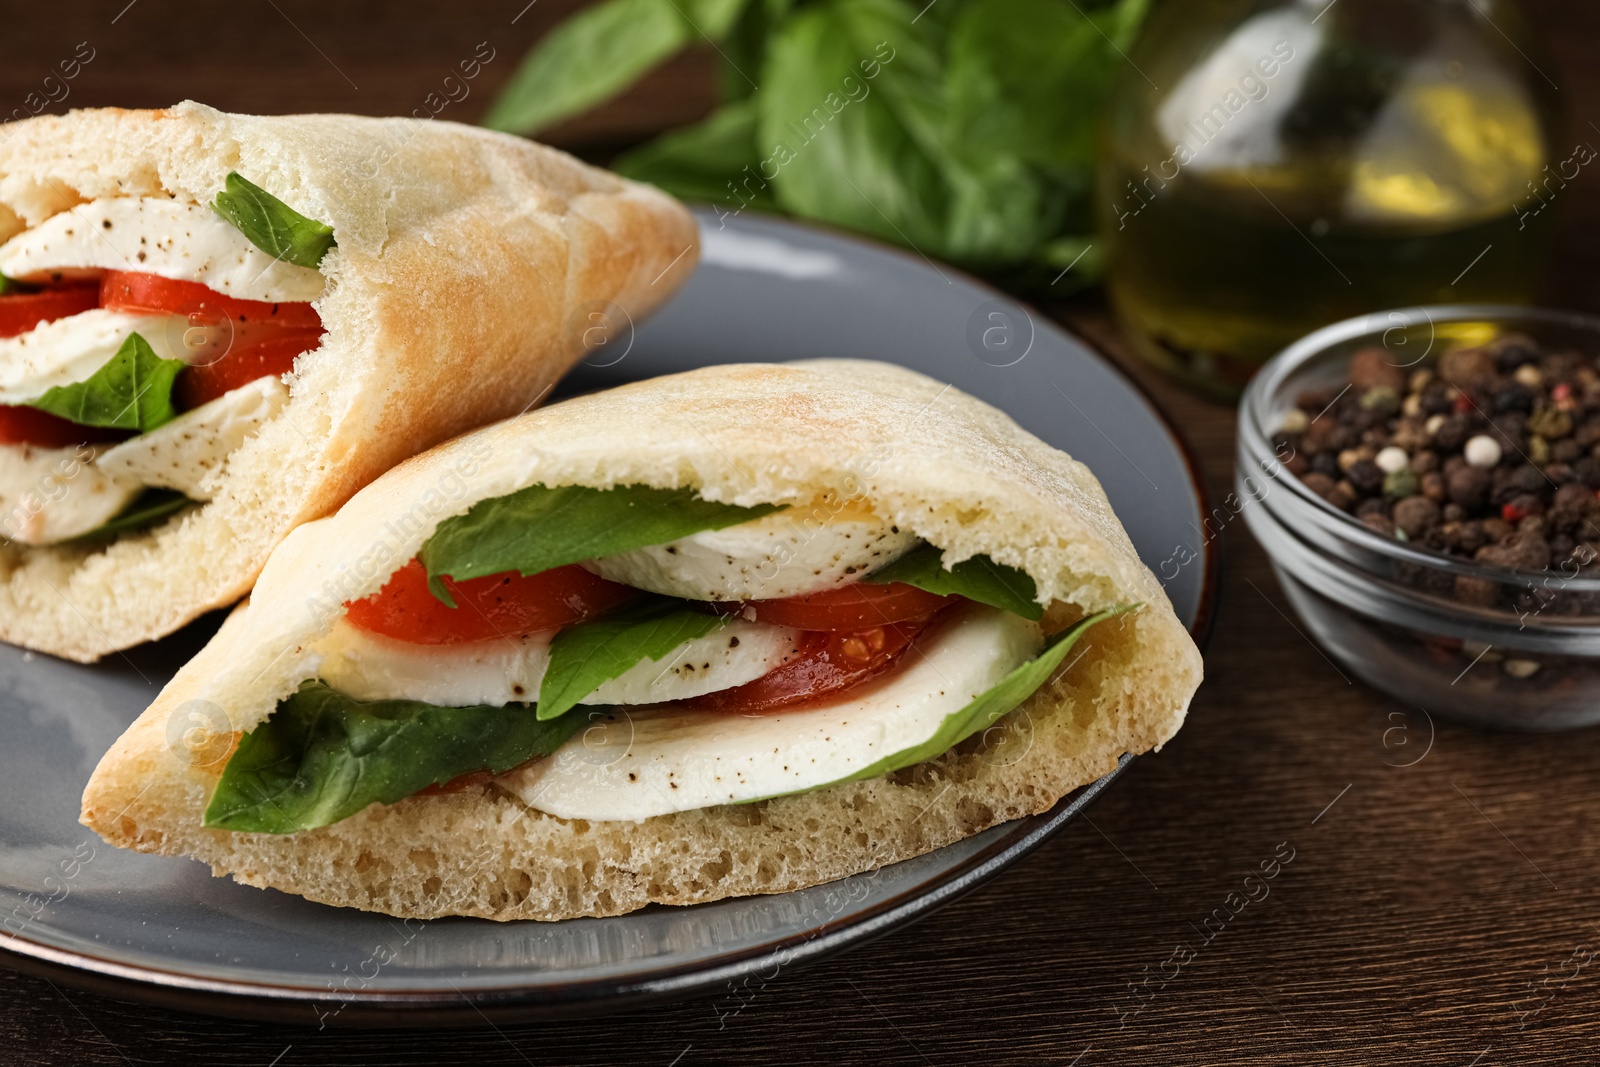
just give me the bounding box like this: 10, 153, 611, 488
933, 0, 1117, 263
211, 172, 335, 269
940, 147, 1059, 266
69, 489, 194, 543
759, 0, 950, 254
538, 597, 727, 721
687, 0, 751, 35
824, 606, 1133, 789
946, 0, 1146, 173
0, 275, 19, 295
757, 0, 1055, 266
614, 98, 772, 209
720, 0, 796, 101
867, 543, 1043, 620
938, 0, 1148, 263
204, 681, 584, 833
483, 0, 685, 136
487, 0, 1149, 275
419, 484, 782, 605
1036, 234, 1105, 291
27, 332, 184, 431
482, 0, 751, 136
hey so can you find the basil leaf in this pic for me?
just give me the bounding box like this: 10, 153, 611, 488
946, 0, 1143, 174
805, 606, 1132, 794
760, 0, 947, 253
758, 0, 1051, 266
204, 681, 583, 833
26, 332, 184, 431
68, 489, 193, 543
614, 99, 772, 208
486, 0, 1147, 276
1036, 235, 1104, 294
721, 0, 797, 102
482, 0, 751, 136
419, 484, 781, 605
539, 597, 726, 721
867, 544, 1042, 620
484, 0, 684, 136
0, 275, 20, 295
686, 0, 751, 35
211, 172, 335, 269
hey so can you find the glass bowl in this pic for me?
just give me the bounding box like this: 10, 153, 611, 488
1238, 305, 1600, 731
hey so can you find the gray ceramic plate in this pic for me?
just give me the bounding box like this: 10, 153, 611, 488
0, 211, 1215, 1025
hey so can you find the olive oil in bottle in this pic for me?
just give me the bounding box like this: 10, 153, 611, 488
1099, 0, 1562, 398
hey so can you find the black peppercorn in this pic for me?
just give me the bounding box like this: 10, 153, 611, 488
1494, 382, 1536, 413
1435, 415, 1473, 453
1348, 459, 1385, 494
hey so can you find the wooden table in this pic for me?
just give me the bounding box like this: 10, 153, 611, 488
4, 2, 1600, 1063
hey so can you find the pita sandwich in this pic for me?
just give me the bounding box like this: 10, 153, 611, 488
81, 359, 1202, 921
0, 101, 696, 661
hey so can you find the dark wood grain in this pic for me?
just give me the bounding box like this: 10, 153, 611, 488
4, 1, 1600, 1064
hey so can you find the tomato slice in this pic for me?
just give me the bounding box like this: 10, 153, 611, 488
681, 614, 937, 714
345, 559, 639, 644
715, 581, 955, 631
0, 285, 99, 339
100, 271, 321, 330
103, 272, 326, 409
174, 328, 323, 409
0, 284, 121, 445
0, 405, 128, 447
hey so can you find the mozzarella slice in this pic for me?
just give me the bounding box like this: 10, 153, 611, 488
316, 626, 552, 707
0, 442, 142, 545
312, 616, 800, 708
95, 376, 289, 500
0, 198, 326, 304
587, 620, 802, 706
0, 309, 189, 404
585, 505, 918, 602
501, 605, 1044, 821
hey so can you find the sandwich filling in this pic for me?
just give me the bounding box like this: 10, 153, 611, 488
204, 484, 1131, 830
0, 176, 332, 545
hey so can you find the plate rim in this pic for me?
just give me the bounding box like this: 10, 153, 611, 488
0, 209, 1219, 1025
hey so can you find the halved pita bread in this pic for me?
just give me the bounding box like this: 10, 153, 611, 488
0, 101, 696, 660
81, 359, 1202, 920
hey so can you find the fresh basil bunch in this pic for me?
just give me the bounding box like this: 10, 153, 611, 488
482, 0, 1147, 287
